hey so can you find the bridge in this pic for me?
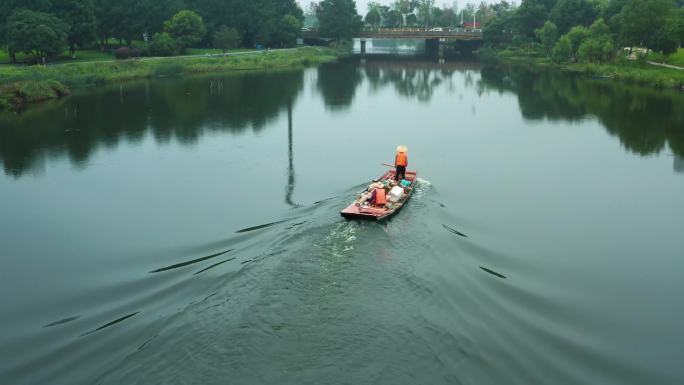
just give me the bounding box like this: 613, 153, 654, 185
302, 28, 483, 55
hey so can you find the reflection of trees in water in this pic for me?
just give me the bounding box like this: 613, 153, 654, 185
478, 64, 684, 157
675, 155, 684, 174
316, 62, 363, 111
380, 68, 444, 102
318, 58, 481, 109
0, 71, 305, 177
364, 59, 482, 102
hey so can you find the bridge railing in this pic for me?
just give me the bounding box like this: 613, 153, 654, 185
301, 28, 483, 39
302, 28, 482, 34
360, 27, 481, 33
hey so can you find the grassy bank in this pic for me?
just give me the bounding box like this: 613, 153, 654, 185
0, 47, 339, 111
479, 47, 684, 90
663, 48, 684, 68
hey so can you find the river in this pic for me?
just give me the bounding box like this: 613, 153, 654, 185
1, 54, 683, 385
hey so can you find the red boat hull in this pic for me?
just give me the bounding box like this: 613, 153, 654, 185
340, 169, 418, 220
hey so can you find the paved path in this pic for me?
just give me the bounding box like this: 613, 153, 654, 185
647, 61, 684, 70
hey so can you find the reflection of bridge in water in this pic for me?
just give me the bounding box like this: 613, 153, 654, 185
302, 28, 483, 56
675, 155, 684, 174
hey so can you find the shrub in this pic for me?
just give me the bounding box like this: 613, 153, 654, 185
164, 10, 207, 51
213, 26, 241, 53
552, 36, 572, 63
150, 33, 178, 56
115, 47, 131, 59
130, 47, 143, 58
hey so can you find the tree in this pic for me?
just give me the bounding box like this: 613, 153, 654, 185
272, 14, 302, 47
566, 25, 591, 55
436, 8, 458, 27
0, 0, 53, 48
149, 32, 177, 56
386, 9, 403, 27
110, 0, 145, 45
550, 25, 592, 62
394, 0, 418, 26
552, 35, 573, 61
665, 8, 684, 46
92, 0, 115, 47
549, 0, 597, 34
417, 0, 436, 27
164, 10, 207, 51
317, 0, 363, 41
213, 26, 242, 53
515, 0, 555, 37
646, 26, 679, 54
483, 14, 517, 47
535, 21, 559, 56
139, 0, 185, 36
0, 0, 52, 21
51, 0, 97, 57
366, 8, 382, 26
558, 18, 614, 63
406, 13, 417, 26
616, 0, 673, 47
602, 0, 628, 23
577, 34, 614, 62
4, 9, 69, 63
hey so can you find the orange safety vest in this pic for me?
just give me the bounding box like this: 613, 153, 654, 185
395, 152, 408, 167
375, 188, 387, 205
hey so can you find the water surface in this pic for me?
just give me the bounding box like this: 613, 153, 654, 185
1, 56, 683, 385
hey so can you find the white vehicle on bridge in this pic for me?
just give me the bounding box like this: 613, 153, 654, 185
429, 27, 444, 32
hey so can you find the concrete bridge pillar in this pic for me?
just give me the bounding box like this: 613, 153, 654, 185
360, 39, 367, 55
426, 38, 445, 62
425, 38, 439, 54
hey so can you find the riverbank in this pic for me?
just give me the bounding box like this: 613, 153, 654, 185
0, 47, 340, 112
479, 48, 684, 91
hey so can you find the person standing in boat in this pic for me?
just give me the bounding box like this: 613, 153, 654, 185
395, 145, 408, 181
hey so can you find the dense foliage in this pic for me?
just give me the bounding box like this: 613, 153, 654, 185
213, 26, 241, 53
317, 0, 363, 41
480, 0, 684, 64
362, 0, 497, 28
3, 9, 69, 62
163, 10, 206, 52
0, 0, 314, 62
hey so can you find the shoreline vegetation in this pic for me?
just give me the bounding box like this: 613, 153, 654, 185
470, 0, 684, 92
478, 47, 684, 91
0, 47, 342, 112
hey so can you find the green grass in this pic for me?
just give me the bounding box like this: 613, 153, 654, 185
665, 48, 684, 68
1, 47, 256, 65
483, 47, 684, 89
577, 62, 684, 88
0, 47, 339, 111
185, 48, 253, 55
62, 50, 114, 62
0, 79, 69, 110
0, 49, 113, 64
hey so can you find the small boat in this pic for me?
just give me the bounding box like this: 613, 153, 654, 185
340, 169, 418, 220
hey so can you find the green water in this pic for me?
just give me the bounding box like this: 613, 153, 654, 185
1, 56, 683, 385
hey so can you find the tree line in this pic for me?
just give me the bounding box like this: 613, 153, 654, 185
360, 0, 515, 29
481, 0, 684, 63
0, 0, 305, 62
352, 0, 684, 64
